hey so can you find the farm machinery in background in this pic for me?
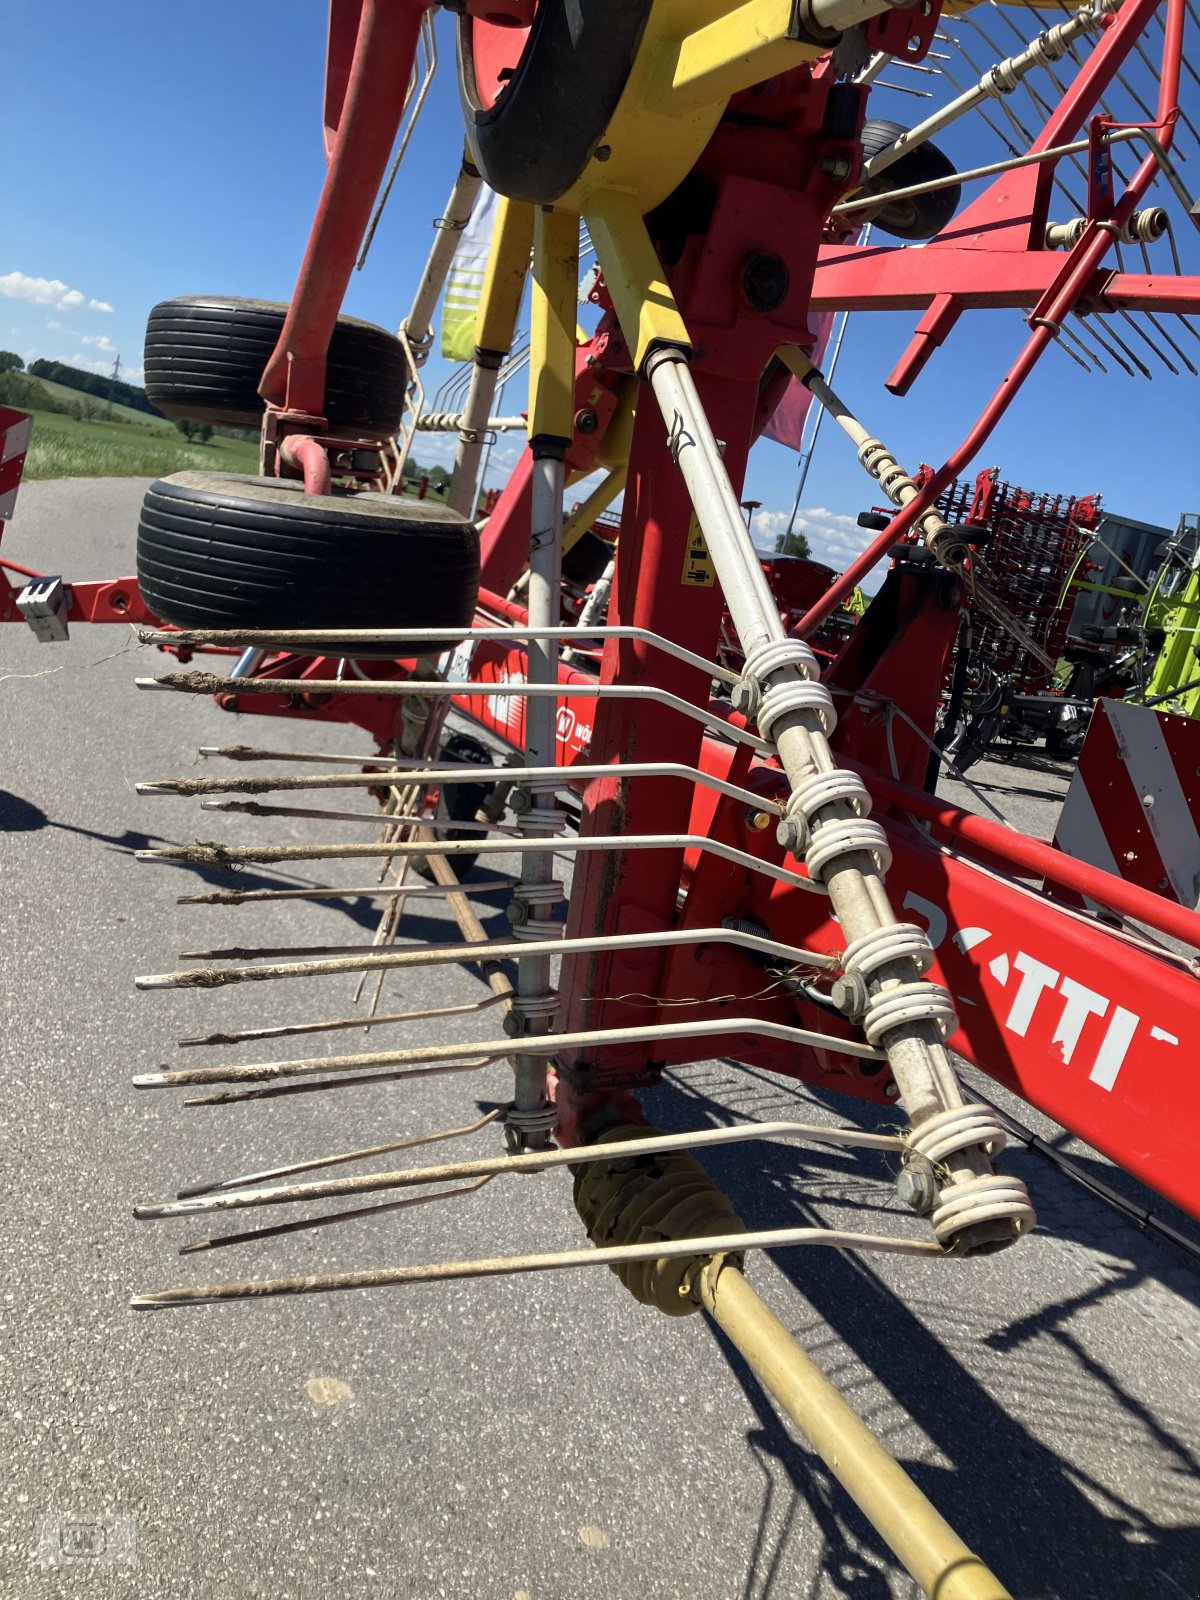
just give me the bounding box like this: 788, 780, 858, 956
3, 2, 1200, 1595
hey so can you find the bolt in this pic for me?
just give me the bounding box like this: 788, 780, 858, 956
745, 809, 773, 833
830, 971, 869, 1021
574, 407, 599, 435
594, 144, 612, 162
820, 156, 853, 182
502, 1011, 525, 1039
509, 787, 533, 814
884, 1081, 901, 1100
730, 677, 760, 719
896, 1157, 938, 1216
775, 815, 808, 857
741, 253, 790, 312
505, 900, 529, 926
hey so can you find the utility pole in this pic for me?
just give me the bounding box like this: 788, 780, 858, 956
108, 353, 121, 419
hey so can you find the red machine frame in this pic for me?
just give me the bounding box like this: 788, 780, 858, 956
2, 0, 1197, 1220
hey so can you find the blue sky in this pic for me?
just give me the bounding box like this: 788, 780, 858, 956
3, 1, 1197, 577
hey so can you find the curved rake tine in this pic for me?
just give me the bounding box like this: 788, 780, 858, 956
178, 992, 509, 1050
176, 1108, 505, 1199
136, 1120, 905, 1222
132, 1226, 943, 1310
180, 1176, 494, 1256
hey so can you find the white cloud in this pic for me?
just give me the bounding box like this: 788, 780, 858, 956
752, 504, 889, 591
0, 271, 113, 314
123, 363, 144, 383
46, 318, 62, 331
81, 333, 117, 353
62, 352, 117, 375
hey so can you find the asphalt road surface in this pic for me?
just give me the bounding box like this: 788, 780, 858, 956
2, 478, 1198, 1600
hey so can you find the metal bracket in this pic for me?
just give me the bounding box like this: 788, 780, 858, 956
16, 576, 70, 642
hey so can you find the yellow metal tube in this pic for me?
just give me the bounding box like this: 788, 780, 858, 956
697, 1263, 1013, 1600
587, 191, 692, 373
529, 208, 581, 441
652, 0, 825, 116
562, 466, 627, 558
474, 197, 534, 356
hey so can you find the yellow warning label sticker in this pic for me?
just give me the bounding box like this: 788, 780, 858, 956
681, 515, 716, 588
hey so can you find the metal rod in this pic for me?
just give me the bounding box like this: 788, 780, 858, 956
143, 1120, 905, 1220
181, 1176, 493, 1256
177, 1109, 505, 1199
176, 878, 515, 907
139, 761, 783, 816
186, 1061, 500, 1108
834, 125, 1142, 215
135, 833, 815, 893
147, 924, 838, 988
178, 993, 508, 1049
784, 296, 854, 541
196, 799, 518, 832
133, 1016, 884, 1094
142, 674, 769, 754
355, 11, 436, 273
130, 1226, 942, 1310
516, 449, 568, 1140
398, 154, 483, 361
138, 624, 742, 688
696, 1265, 1013, 1600
197, 744, 409, 767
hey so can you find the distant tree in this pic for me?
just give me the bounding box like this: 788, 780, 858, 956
76, 390, 102, 421
427, 464, 451, 490
176, 419, 197, 442
27, 357, 164, 417
774, 528, 812, 559
197, 424, 214, 444
0, 350, 24, 373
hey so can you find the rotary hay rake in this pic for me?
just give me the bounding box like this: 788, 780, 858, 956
4, 1, 1200, 1595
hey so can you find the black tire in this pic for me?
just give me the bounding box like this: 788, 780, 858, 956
457, 3, 654, 204
858, 121, 961, 241
416, 731, 498, 882
1109, 573, 1146, 596
144, 297, 408, 435
562, 528, 614, 587
137, 473, 479, 644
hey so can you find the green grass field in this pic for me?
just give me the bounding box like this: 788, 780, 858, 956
29, 376, 177, 432
22, 408, 259, 482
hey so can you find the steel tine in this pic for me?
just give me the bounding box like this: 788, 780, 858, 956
198, 743, 413, 767
180, 1177, 496, 1254
136, 1016, 881, 1098
1114, 307, 1180, 375
145, 924, 834, 990
178, 994, 509, 1050
177, 1110, 505, 1199
1143, 309, 1199, 376
131, 1225, 943, 1310
134, 834, 814, 895
1071, 314, 1136, 377
199, 798, 520, 834
1089, 314, 1154, 378
185, 1062, 498, 1108
139, 1120, 907, 1222
177, 878, 514, 907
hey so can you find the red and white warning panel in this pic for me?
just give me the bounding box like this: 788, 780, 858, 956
0, 405, 32, 523
1055, 698, 1200, 907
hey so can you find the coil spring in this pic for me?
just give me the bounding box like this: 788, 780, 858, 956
907, 1106, 1036, 1253
573, 1126, 746, 1317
